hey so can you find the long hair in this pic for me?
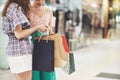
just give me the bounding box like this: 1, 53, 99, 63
2, 0, 30, 18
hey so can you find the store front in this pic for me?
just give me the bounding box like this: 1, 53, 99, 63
107, 0, 120, 39
82, 0, 103, 38
112, 0, 120, 29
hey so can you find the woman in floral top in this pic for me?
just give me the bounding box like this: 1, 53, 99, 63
2, 0, 47, 80
29, 0, 56, 80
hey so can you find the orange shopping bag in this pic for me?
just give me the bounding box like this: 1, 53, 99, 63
61, 36, 70, 53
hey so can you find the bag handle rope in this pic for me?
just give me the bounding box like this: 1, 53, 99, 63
38, 29, 49, 43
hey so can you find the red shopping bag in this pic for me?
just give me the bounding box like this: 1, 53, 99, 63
61, 36, 70, 53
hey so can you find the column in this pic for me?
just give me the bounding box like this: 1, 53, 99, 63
101, 0, 109, 38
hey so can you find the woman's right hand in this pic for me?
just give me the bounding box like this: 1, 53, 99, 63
37, 25, 47, 32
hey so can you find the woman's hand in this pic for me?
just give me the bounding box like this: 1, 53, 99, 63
37, 25, 47, 32
46, 26, 52, 31
46, 26, 54, 34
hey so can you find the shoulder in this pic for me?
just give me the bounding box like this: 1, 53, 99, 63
44, 7, 52, 13
6, 3, 17, 17
7, 3, 18, 11
5, 3, 18, 19
7, 3, 22, 14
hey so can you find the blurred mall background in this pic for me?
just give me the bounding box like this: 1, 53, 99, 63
0, 0, 120, 80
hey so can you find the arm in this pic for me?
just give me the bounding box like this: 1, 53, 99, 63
13, 9, 48, 39
48, 10, 56, 33
49, 10, 56, 27
14, 24, 39, 39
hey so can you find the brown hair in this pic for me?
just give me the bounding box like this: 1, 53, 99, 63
2, 0, 30, 18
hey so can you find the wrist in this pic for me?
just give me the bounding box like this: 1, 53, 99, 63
36, 26, 40, 30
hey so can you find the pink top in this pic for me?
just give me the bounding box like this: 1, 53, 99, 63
29, 7, 53, 28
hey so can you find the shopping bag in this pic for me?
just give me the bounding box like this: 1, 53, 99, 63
61, 53, 75, 74
34, 33, 69, 67
32, 39, 54, 72
61, 35, 70, 53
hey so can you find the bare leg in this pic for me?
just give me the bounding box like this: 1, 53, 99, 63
15, 70, 31, 80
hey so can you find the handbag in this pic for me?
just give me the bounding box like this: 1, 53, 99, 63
61, 53, 75, 74
34, 33, 69, 67
32, 38, 54, 72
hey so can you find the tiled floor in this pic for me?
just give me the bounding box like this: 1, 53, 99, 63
56, 39, 120, 80
0, 70, 15, 80
0, 39, 120, 80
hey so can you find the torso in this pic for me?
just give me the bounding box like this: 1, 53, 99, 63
3, 3, 32, 56
29, 6, 52, 27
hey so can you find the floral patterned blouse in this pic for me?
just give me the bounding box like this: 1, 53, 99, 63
29, 7, 54, 42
